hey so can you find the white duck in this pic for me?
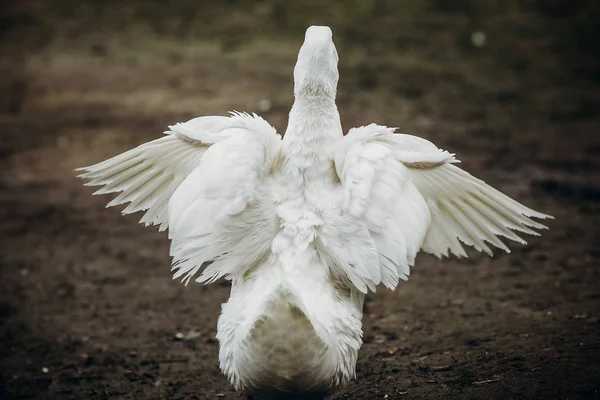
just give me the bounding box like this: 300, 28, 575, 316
78, 26, 552, 399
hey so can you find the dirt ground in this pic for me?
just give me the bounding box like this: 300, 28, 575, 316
1, 1, 599, 399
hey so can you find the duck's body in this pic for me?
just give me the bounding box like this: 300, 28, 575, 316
78, 26, 552, 398
218, 72, 363, 395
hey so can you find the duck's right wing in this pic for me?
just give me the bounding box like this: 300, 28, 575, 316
328, 124, 553, 293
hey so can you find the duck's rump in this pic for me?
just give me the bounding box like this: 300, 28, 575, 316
218, 286, 358, 397
243, 294, 337, 395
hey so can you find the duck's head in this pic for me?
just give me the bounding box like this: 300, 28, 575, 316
293, 26, 339, 98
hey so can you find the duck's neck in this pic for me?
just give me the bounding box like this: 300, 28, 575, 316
284, 90, 343, 144
280, 92, 342, 181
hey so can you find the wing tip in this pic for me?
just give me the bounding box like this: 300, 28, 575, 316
534, 212, 554, 221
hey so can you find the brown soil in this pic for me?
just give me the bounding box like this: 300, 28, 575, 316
1, 1, 599, 399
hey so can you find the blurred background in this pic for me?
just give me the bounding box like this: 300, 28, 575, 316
1, 1, 599, 399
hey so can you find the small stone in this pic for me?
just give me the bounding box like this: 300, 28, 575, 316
184, 330, 201, 341
258, 98, 272, 112
20, 269, 28, 277
471, 31, 486, 47
174, 332, 184, 340
41, 367, 49, 373
374, 334, 387, 344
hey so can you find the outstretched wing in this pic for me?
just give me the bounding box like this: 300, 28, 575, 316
78, 112, 281, 284
331, 124, 552, 292
77, 112, 275, 230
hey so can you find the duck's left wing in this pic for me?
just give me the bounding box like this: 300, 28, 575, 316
330, 124, 552, 293
77, 113, 276, 232
78, 112, 282, 285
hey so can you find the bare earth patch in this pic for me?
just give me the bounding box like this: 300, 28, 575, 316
1, 1, 599, 399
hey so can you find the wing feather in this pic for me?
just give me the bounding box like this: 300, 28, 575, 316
330, 126, 423, 292
79, 113, 281, 284
332, 123, 552, 292
78, 133, 210, 231
77, 116, 247, 230
397, 144, 552, 259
